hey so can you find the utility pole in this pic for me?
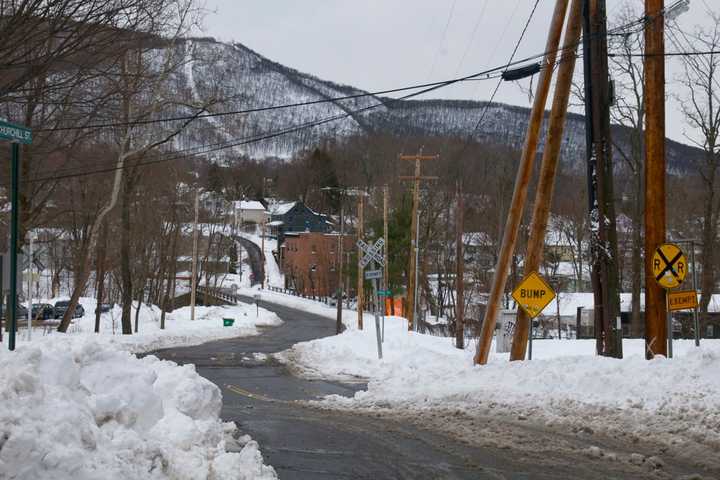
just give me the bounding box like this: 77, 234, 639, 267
399, 151, 438, 330
455, 181, 464, 349
474, 0, 569, 365
583, 0, 622, 358
510, 0, 583, 361
190, 188, 200, 321
336, 199, 344, 334
644, 0, 667, 358
383, 185, 389, 316
357, 193, 364, 330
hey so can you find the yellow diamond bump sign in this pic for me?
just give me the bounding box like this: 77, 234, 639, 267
512, 271, 556, 319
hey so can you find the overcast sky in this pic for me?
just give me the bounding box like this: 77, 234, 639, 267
200, 1, 715, 146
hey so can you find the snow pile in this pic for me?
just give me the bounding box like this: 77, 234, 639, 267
0, 337, 277, 480
284, 319, 720, 447
9, 299, 282, 354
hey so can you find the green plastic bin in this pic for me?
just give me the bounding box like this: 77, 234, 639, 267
223, 318, 235, 327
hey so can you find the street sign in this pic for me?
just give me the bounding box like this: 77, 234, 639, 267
364, 269, 383, 280
357, 238, 385, 268
511, 271, 556, 319
378, 289, 392, 296
0, 120, 32, 144
667, 290, 698, 311
652, 243, 687, 289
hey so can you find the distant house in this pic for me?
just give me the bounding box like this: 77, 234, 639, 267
233, 200, 269, 226
280, 232, 353, 297
268, 201, 333, 244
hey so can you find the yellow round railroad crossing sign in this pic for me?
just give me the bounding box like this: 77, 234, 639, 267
651, 243, 687, 289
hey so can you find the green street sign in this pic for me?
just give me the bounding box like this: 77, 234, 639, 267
378, 290, 392, 296
0, 120, 32, 144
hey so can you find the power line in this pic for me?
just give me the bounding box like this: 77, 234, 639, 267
13, 5, 668, 185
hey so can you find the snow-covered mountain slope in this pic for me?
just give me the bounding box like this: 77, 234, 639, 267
173, 37, 701, 171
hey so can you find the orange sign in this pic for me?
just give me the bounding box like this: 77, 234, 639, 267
667, 290, 698, 311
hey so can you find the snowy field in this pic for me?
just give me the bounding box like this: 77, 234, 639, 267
282, 316, 720, 459
0, 299, 281, 479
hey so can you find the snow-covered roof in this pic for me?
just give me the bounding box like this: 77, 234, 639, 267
463, 232, 493, 247
234, 200, 267, 212
269, 201, 297, 215
267, 220, 284, 227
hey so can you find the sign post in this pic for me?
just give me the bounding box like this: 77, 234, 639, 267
651, 243, 687, 358
511, 272, 556, 360
358, 238, 385, 359
1, 120, 32, 351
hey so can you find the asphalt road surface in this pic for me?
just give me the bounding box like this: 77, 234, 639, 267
152, 299, 708, 480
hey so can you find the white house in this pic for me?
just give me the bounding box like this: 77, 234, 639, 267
233, 200, 269, 226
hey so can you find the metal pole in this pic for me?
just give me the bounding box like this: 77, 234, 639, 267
26, 231, 32, 340
0, 256, 4, 343
510, 0, 583, 360
691, 241, 700, 346
9, 143, 19, 350
528, 316, 533, 360
372, 260, 383, 360
261, 220, 266, 289
667, 301, 673, 358
190, 189, 199, 321
473, 0, 568, 364
644, 0, 667, 358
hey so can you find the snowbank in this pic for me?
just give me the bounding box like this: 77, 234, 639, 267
284, 318, 720, 450
0, 336, 277, 480
6, 298, 282, 354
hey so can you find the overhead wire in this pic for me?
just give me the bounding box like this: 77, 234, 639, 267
11, 4, 680, 185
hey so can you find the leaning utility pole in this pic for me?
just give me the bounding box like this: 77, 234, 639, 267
644, 0, 667, 358
583, 0, 622, 357
190, 189, 200, 321
510, 0, 583, 360
455, 181, 465, 349
357, 194, 365, 330
399, 151, 438, 330
474, 0, 569, 365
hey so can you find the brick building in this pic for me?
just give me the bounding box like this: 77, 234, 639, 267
280, 232, 353, 297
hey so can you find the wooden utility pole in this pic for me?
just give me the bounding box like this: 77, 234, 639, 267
399, 151, 438, 330
455, 181, 464, 349
336, 200, 344, 334
583, 0, 622, 358
510, 0, 583, 361
644, 0, 667, 358
474, 0, 569, 365
357, 194, 364, 330
383, 185, 389, 315
190, 188, 200, 321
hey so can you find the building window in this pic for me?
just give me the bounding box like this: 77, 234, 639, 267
311, 245, 317, 254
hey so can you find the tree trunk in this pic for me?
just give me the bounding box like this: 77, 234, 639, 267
94, 221, 108, 334
630, 169, 643, 337
120, 175, 133, 335
700, 189, 715, 324
134, 285, 143, 333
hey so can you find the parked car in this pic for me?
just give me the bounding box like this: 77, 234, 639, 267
31, 303, 56, 320
98, 303, 114, 313
0, 304, 28, 319
54, 301, 84, 319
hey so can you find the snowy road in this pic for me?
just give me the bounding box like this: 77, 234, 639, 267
151, 299, 702, 479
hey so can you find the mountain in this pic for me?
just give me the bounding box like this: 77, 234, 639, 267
174, 37, 701, 171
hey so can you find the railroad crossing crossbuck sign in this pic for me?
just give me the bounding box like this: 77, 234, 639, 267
651, 243, 687, 289
357, 238, 385, 268
512, 271, 556, 319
